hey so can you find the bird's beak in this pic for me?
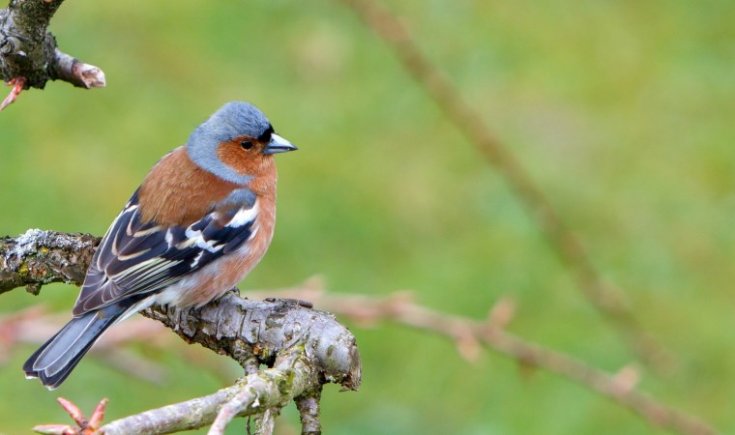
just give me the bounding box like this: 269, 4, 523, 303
263, 134, 298, 155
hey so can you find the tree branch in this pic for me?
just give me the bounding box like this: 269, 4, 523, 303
337, 0, 668, 369
2, 229, 714, 434
295, 389, 322, 435
250, 286, 717, 435
0, 229, 99, 295
0, 0, 105, 110
142, 293, 361, 392
102, 343, 322, 435
1, 229, 361, 434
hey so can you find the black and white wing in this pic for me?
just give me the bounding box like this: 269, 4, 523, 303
72, 190, 258, 315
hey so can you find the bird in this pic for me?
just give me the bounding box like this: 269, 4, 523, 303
23, 101, 297, 389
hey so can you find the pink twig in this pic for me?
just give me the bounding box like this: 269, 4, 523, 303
0, 77, 26, 111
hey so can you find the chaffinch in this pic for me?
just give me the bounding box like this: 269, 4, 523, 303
23, 101, 297, 389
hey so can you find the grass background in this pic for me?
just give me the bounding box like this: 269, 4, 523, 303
1, 0, 734, 433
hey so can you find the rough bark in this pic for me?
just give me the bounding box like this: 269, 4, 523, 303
144, 293, 361, 392
0, 229, 98, 295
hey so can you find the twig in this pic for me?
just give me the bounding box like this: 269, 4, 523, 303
252, 286, 716, 435
337, 0, 666, 368
33, 397, 107, 435
295, 390, 322, 435
103, 345, 321, 435
0, 75, 23, 109
51, 49, 105, 89
0, 0, 105, 111
100, 386, 245, 435
255, 409, 276, 435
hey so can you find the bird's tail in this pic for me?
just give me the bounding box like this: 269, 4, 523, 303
23, 304, 126, 389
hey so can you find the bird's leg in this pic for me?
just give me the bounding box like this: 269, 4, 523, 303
0, 77, 26, 111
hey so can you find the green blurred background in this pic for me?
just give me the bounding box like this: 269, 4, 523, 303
1, 0, 734, 433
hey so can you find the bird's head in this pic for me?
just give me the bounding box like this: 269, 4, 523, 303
186, 101, 297, 184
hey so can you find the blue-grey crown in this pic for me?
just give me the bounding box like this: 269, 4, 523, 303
186, 102, 272, 184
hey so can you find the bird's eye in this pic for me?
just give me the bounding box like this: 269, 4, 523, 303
240, 141, 254, 150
